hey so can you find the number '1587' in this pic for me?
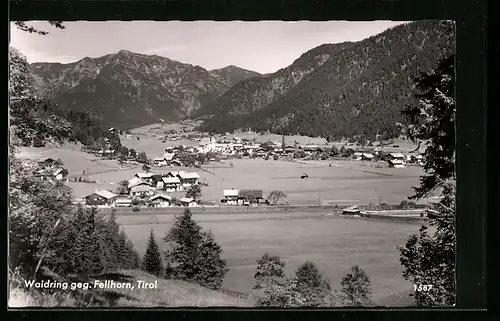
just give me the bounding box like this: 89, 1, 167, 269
414, 284, 433, 292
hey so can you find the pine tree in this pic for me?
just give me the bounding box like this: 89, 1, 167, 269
164, 209, 227, 288
142, 229, 163, 277
194, 231, 228, 290
71, 207, 104, 275
398, 54, 456, 306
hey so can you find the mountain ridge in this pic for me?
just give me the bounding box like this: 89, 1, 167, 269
198, 20, 455, 141
29, 50, 262, 130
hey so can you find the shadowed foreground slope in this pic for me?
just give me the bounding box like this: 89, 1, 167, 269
9, 269, 254, 308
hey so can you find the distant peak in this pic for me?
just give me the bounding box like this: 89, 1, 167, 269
117, 49, 135, 55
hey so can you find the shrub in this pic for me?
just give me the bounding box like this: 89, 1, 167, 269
142, 229, 163, 277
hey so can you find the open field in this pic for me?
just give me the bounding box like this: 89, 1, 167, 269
117, 210, 424, 306
15, 143, 426, 205
73, 158, 425, 205
13, 126, 427, 205
16, 143, 123, 177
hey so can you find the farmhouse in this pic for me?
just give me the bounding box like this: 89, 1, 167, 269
170, 159, 183, 167
389, 153, 405, 160
176, 171, 200, 188
135, 172, 154, 184
129, 181, 155, 197
115, 198, 132, 207
408, 154, 424, 165
162, 176, 181, 192
149, 194, 172, 208
152, 157, 168, 167
98, 149, 115, 156
36, 167, 68, 182
128, 176, 143, 187
222, 189, 239, 205
85, 190, 117, 207
361, 153, 375, 161
179, 197, 198, 207
239, 189, 264, 205
302, 145, 320, 152
388, 159, 406, 168
38, 158, 58, 168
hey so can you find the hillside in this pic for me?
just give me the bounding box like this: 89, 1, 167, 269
29, 51, 261, 130
198, 20, 455, 141
9, 269, 254, 307
194, 42, 355, 117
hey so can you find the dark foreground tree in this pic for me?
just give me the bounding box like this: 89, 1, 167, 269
339, 265, 372, 306
398, 54, 456, 306
142, 229, 163, 277
164, 209, 227, 289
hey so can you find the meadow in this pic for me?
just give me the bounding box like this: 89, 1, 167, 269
17, 142, 425, 204
118, 211, 424, 306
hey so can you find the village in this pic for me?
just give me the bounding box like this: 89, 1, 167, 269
31, 131, 426, 211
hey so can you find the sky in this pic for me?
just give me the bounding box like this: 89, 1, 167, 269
10, 20, 408, 74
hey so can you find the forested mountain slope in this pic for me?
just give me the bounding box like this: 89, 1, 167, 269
199, 20, 455, 141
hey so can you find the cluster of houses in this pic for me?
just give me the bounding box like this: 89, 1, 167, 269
150, 136, 328, 167
81, 170, 202, 208
34, 158, 69, 182
353, 151, 424, 168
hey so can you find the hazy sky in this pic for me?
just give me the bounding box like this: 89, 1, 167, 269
10, 20, 407, 74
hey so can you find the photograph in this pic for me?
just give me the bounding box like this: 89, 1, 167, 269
8, 19, 456, 308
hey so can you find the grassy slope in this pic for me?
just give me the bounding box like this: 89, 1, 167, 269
93, 270, 254, 307
9, 269, 254, 308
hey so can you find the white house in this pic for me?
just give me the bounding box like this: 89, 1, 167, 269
389, 153, 405, 160
162, 176, 181, 192
129, 181, 155, 197
85, 190, 117, 208
153, 157, 168, 167
135, 172, 154, 184
388, 159, 406, 168
163, 152, 176, 161
149, 194, 172, 208
128, 176, 143, 188
115, 198, 132, 207
179, 197, 198, 207
222, 189, 239, 205
361, 153, 375, 161
177, 172, 201, 188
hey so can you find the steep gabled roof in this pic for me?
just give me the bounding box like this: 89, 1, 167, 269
87, 190, 116, 199
149, 194, 173, 201
162, 177, 181, 184
178, 172, 200, 179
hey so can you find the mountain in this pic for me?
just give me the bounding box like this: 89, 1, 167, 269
210, 65, 262, 88
29, 51, 261, 130
195, 42, 355, 117
198, 20, 456, 141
